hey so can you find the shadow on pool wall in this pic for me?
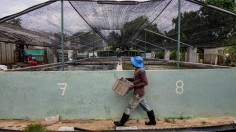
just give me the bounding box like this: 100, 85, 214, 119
0, 69, 236, 120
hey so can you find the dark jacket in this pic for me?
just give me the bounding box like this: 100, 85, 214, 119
127, 68, 148, 97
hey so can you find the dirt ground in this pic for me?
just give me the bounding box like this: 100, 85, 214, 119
0, 117, 236, 131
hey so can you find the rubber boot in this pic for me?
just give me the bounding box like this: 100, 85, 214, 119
114, 113, 130, 126
145, 110, 156, 125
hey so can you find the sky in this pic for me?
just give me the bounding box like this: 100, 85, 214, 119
0, 0, 152, 18
0, 0, 200, 36
0, 0, 48, 18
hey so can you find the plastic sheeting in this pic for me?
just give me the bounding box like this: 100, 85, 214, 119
0, 0, 235, 50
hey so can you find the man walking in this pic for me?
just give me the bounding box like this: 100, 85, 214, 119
114, 56, 156, 126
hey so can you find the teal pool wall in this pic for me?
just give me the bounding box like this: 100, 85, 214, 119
0, 69, 236, 119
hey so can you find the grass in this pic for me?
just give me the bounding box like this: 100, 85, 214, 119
178, 116, 191, 120
201, 121, 207, 125
164, 115, 192, 123
164, 118, 176, 123
23, 123, 48, 132
177, 114, 191, 120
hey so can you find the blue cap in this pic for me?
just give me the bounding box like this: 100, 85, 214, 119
131, 56, 144, 68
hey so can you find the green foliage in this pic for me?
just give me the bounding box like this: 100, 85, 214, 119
170, 50, 177, 60
205, 0, 236, 12
155, 51, 164, 59
170, 50, 185, 61
106, 45, 117, 51
107, 31, 121, 45
142, 23, 162, 45
204, 0, 236, 66
107, 16, 162, 48
122, 16, 149, 45
123, 64, 135, 70
176, 115, 191, 120
224, 45, 236, 57
201, 121, 207, 125
223, 45, 236, 66
168, 0, 236, 47
71, 31, 101, 46
197, 48, 204, 55
24, 124, 47, 132
225, 35, 236, 45
164, 115, 191, 123
230, 61, 236, 67
164, 118, 175, 123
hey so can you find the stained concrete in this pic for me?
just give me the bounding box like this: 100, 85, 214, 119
0, 69, 236, 119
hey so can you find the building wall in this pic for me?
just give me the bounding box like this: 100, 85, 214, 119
204, 48, 223, 55
46, 47, 58, 63
0, 43, 16, 64
0, 69, 236, 120
204, 47, 224, 65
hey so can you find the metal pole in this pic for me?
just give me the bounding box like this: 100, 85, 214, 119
130, 43, 152, 51
93, 30, 95, 59
135, 39, 166, 50
177, 0, 181, 69
61, 0, 64, 71
144, 31, 147, 59
144, 29, 192, 47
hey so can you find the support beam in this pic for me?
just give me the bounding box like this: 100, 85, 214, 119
177, 0, 181, 69
69, 1, 109, 44
69, 31, 92, 40
144, 31, 147, 58
87, 45, 103, 51
80, 39, 102, 48
187, 47, 198, 63
61, 0, 64, 71
130, 43, 152, 51
93, 30, 95, 59
0, 0, 57, 24
164, 49, 170, 61
46, 47, 58, 63
127, 0, 173, 45
0, 40, 79, 50
135, 39, 166, 50
151, 51, 155, 59
144, 29, 192, 47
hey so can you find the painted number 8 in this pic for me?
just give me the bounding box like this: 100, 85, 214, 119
176, 80, 184, 94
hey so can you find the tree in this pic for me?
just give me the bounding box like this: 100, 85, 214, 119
121, 16, 149, 45
106, 15, 162, 49
167, 0, 236, 47
70, 31, 104, 52
205, 0, 236, 66
107, 31, 121, 45
155, 51, 164, 59
205, 0, 236, 12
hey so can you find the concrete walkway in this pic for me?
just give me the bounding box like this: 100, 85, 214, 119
0, 118, 236, 131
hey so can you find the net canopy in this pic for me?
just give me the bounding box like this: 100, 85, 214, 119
0, 0, 235, 51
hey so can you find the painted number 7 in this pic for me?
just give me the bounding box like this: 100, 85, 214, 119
58, 83, 67, 96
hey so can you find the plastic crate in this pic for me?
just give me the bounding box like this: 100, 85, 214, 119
112, 78, 133, 96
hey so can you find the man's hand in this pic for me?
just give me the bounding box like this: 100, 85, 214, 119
120, 77, 124, 80
129, 84, 134, 89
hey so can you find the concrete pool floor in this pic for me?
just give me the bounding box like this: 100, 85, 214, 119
1, 117, 236, 131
